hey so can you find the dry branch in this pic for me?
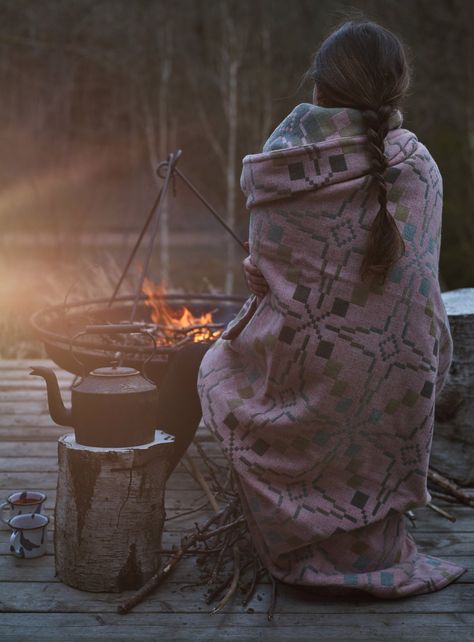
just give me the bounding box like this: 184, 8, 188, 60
209, 544, 241, 614
428, 468, 474, 507
117, 442, 273, 618
426, 501, 456, 522
117, 503, 231, 614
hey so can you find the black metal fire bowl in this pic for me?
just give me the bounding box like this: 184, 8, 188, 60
30, 293, 245, 385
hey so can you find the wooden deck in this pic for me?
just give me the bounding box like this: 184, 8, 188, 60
1, 359, 473, 642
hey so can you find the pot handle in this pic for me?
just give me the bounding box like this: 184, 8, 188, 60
69, 325, 157, 383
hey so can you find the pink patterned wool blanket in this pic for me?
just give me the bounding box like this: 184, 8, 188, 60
197, 103, 466, 597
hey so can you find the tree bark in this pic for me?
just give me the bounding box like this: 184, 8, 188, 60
54, 431, 174, 592
158, 16, 173, 285
432, 288, 474, 485
224, 58, 239, 295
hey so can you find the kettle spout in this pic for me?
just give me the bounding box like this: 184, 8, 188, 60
30, 366, 73, 427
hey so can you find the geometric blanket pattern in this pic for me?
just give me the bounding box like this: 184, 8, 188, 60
197, 103, 466, 597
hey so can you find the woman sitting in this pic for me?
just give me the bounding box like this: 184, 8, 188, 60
158, 18, 466, 598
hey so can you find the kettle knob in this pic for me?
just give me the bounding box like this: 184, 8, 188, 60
110, 352, 123, 369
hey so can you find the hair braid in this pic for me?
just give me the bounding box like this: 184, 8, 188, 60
360, 104, 406, 285
307, 19, 412, 284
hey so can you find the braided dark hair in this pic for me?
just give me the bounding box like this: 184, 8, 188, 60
307, 19, 412, 285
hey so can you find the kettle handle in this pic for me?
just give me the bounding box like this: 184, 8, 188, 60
69, 325, 157, 382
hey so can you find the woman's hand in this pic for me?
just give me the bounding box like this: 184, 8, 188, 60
242, 241, 269, 298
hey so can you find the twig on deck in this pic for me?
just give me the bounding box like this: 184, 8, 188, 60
428, 489, 459, 504
181, 516, 245, 546
428, 468, 474, 507
205, 558, 254, 605
164, 501, 210, 522
242, 558, 264, 606
426, 501, 456, 522
210, 543, 241, 614
157, 547, 222, 555
183, 453, 220, 512
194, 439, 226, 472
117, 505, 231, 614
205, 573, 234, 604
209, 529, 232, 584
268, 573, 278, 621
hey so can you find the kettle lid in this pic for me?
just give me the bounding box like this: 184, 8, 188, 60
90, 366, 140, 377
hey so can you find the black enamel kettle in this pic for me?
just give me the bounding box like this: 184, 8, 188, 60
31, 325, 161, 448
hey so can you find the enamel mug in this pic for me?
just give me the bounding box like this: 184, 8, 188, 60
0, 491, 47, 525
9, 513, 49, 558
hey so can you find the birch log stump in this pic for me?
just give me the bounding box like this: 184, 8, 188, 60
432, 288, 474, 485
55, 430, 175, 592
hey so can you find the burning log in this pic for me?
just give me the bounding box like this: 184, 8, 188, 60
142, 278, 224, 346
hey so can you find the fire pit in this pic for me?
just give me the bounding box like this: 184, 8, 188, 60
30, 149, 247, 385
30, 292, 245, 385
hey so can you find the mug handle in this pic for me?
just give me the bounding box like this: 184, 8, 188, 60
9, 530, 24, 558
0, 501, 12, 524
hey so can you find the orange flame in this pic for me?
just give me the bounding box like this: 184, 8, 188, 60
142, 277, 220, 344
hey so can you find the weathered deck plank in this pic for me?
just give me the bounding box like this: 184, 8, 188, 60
0, 359, 473, 642
0, 471, 220, 491
0, 490, 209, 517
2, 523, 473, 556
2, 504, 474, 535
1, 581, 473, 613
0, 612, 472, 642
2, 553, 472, 583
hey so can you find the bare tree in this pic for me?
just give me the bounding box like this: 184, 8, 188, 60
0, 0, 471, 293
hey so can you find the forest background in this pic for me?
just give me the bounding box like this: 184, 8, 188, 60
0, 0, 472, 356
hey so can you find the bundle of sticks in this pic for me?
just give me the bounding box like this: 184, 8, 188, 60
117, 436, 473, 618
117, 440, 277, 619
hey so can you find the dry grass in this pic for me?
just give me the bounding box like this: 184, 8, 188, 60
0, 247, 239, 359
0, 251, 136, 359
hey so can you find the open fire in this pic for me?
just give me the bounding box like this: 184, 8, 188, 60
29, 149, 247, 381
142, 277, 224, 346
31, 289, 245, 383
